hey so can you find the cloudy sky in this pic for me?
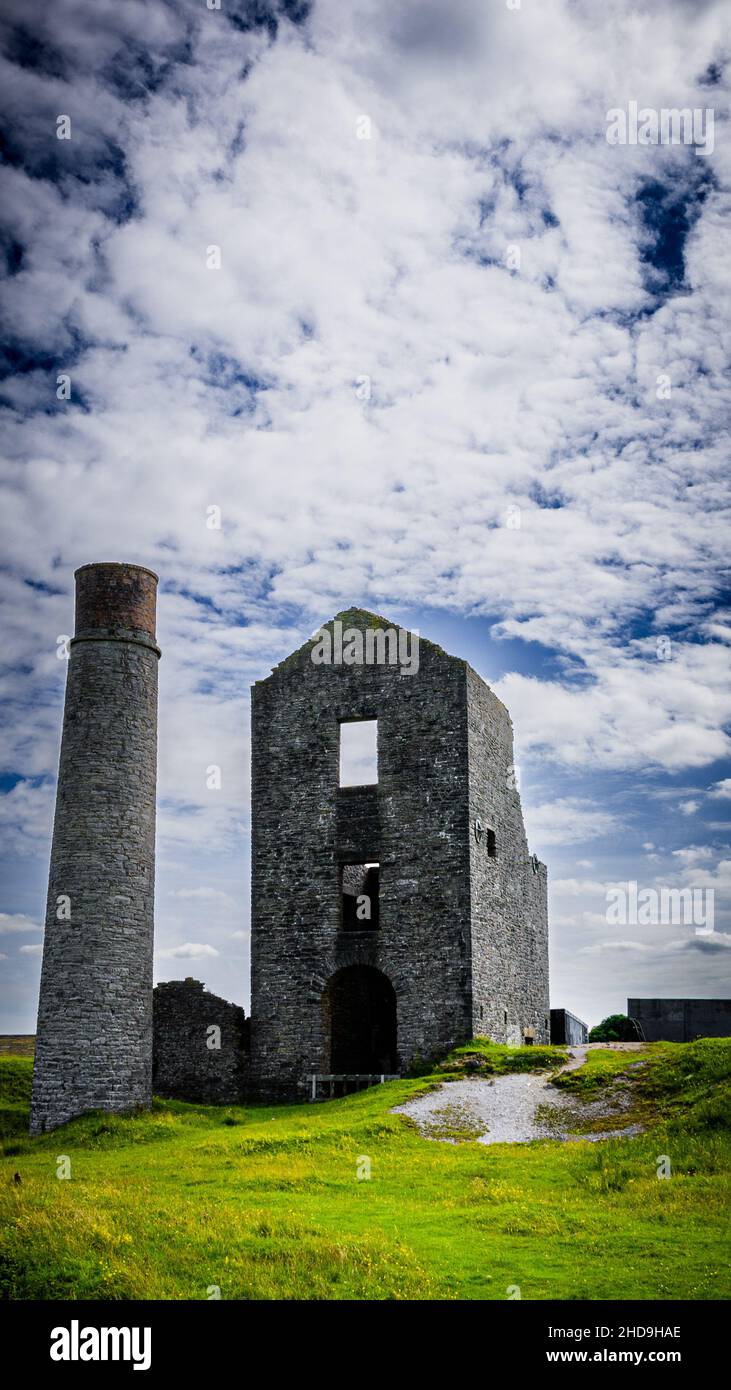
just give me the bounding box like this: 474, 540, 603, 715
1, 0, 730, 1033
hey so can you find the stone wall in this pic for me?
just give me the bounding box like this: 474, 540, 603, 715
249, 607, 549, 1099
153, 980, 248, 1103
467, 667, 550, 1045
628, 998, 731, 1042
30, 563, 160, 1135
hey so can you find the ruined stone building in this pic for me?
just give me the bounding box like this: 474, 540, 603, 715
248, 608, 550, 1098
152, 979, 248, 1104
30, 573, 550, 1131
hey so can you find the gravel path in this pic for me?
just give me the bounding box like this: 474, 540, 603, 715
392, 1044, 646, 1146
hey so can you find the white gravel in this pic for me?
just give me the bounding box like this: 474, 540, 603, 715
392, 1044, 646, 1146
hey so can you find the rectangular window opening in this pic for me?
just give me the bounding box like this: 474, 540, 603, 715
339, 718, 378, 786
340, 862, 380, 932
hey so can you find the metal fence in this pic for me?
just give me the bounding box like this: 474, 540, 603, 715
303, 1073, 400, 1101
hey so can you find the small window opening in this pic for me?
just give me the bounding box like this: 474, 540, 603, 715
341, 863, 379, 932
339, 719, 378, 786
486, 828, 496, 857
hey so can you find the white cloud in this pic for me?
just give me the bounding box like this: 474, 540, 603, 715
675, 857, 731, 894
157, 942, 220, 960
1, 0, 729, 1030
0, 781, 55, 857
579, 940, 655, 956
0, 912, 41, 935
552, 910, 612, 931
495, 641, 731, 772
167, 887, 235, 904
678, 931, 731, 953
672, 845, 715, 864
551, 878, 611, 897
525, 800, 621, 847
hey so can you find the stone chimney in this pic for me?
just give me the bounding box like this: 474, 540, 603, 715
30, 563, 160, 1134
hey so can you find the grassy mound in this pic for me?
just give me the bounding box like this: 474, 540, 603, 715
1, 1043, 729, 1301
552, 1039, 731, 1129
437, 1038, 568, 1076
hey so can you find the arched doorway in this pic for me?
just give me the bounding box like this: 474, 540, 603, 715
323, 965, 397, 1073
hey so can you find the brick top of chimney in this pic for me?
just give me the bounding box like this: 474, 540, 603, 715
74, 563, 158, 640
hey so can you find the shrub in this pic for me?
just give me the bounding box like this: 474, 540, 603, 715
589, 1014, 641, 1042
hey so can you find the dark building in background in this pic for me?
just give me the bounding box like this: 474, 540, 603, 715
153, 979, 248, 1104
249, 608, 550, 1098
550, 1008, 588, 1045
628, 998, 731, 1042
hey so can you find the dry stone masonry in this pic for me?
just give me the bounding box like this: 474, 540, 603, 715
152, 979, 248, 1103
29, 578, 551, 1128
249, 608, 550, 1099
29, 564, 160, 1134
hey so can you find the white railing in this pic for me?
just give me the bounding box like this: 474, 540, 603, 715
304, 1072, 400, 1101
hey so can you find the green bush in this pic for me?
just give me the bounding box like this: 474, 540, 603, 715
589, 1014, 641, 1042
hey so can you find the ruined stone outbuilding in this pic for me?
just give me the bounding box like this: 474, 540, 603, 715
152, 979, 248, 1104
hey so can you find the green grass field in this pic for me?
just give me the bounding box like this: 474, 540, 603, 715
1, 1040, 729, 1300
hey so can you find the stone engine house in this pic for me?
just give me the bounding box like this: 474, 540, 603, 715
30, 572, 550, 1131
249, 608, 549, 1098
